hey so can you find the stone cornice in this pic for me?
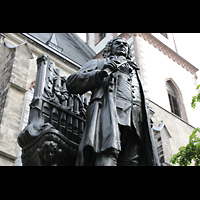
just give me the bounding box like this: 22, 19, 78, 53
137, 33, 199, 79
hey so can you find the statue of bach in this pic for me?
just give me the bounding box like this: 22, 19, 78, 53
66, 37, 160, 166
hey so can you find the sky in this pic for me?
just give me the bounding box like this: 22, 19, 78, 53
76, 33, 200, 82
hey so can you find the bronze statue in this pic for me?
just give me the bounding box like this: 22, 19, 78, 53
66, 37, 160, 166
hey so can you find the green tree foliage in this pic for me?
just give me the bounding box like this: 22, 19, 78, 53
170, 128, 200, 166
191, 85, 200, 109
171, 85, 200, 166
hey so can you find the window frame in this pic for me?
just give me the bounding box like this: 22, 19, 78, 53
168, 92, 181, 117
166, 80, 181, 118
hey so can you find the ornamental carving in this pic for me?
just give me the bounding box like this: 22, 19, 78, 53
18, 55, 88, 166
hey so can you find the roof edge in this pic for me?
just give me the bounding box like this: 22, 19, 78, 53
21, 33, 82, 69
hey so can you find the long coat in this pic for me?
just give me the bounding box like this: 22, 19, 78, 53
66, 58, 160, 166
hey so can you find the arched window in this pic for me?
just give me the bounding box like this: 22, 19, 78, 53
166, 81, 181, 117
166, 79, 188, 122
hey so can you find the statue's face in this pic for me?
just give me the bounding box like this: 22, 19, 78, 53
111, 38, 129, 58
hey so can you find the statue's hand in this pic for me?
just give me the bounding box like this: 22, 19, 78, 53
101, 60, 120, 77
103, 60, 119, 71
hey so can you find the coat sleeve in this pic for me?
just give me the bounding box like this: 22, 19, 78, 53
66, 59, 103, 95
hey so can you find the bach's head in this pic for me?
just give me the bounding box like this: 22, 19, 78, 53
103, 37, 132, 59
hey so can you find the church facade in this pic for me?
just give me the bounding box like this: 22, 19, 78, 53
0, 33, 199, 165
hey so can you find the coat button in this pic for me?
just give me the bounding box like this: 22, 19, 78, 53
109, 88, 113, 92
127, 78, 131, 81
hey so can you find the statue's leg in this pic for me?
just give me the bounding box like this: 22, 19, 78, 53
117, 125, 142, 166
94, 148, 119, 166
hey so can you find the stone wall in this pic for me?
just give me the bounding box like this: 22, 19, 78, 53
0, 40, 33, 165
0, 44, 15, 125
0, 43, 17, 165
149, 100, 196, 165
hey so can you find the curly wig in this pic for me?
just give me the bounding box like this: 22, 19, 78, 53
102, 37, 132, 60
